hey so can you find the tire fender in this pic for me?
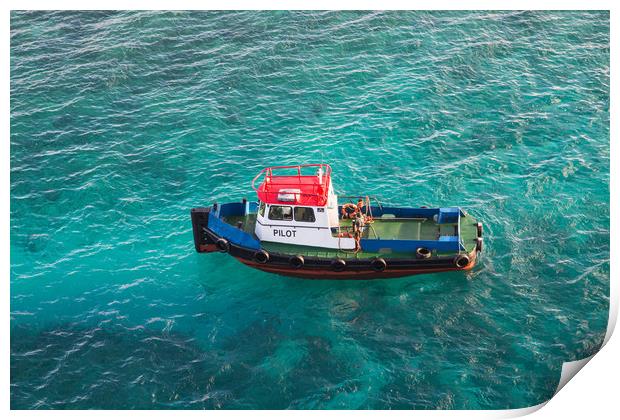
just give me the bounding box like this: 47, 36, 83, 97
215, 238, 229, 253
454, 255, 471, 268
254, 249, 270, 264
290, 255, 304, 269
370, 258, 387, 272
416, 247, 432, 259
331, 258, 346, 272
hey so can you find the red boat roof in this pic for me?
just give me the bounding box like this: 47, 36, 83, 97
252, 164, 332, 206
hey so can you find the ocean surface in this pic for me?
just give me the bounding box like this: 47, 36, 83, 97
10, 11, 610, 409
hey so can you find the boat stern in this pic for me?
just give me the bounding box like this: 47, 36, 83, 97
190, 207, 218, 252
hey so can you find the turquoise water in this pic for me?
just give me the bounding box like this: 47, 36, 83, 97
10, 11, 609, 409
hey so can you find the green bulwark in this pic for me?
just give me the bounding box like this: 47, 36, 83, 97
223, 210, 479, 260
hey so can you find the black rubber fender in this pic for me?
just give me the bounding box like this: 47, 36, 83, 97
370, 257, 387, 272
254, 249, 270, 264
476, 237, 483, 253
215, 238, 229, 253
416, 247, 432, 259
454, 254, 470, 268
331, 258, 346, 272
476, 222, 483, 238
289, 255, 305, 269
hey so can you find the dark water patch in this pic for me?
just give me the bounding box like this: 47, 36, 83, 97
11, 323, 233, 409
51, 114, 76, 130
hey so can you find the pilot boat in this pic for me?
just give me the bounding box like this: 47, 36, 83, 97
191, 164, 483, 279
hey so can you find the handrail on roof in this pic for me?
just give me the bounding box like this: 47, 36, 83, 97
251, 164, 332, 197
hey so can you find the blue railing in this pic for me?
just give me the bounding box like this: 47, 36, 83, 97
208, 203, 261, 250
360, 238, 461, 253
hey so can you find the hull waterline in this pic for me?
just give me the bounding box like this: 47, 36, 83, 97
236, 253, 477, 280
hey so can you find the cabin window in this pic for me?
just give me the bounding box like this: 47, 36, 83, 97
258, 201, 266, 217
294, 207, 316, 223
268, 205, 293, 221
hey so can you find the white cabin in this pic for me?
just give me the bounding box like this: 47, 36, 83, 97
252, 164, 355, 250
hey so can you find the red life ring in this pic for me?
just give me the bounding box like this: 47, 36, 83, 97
341, 203, 358, 218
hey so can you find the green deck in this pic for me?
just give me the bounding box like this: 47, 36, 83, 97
222, 212, 479, 260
